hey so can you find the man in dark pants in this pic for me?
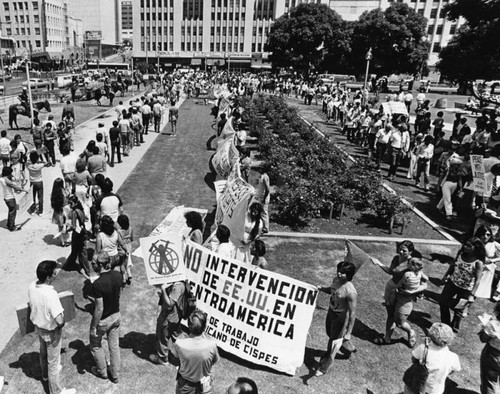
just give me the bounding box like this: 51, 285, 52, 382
109, 120, 121, 166
149, 281, 185, 365
90, 251, 122, 384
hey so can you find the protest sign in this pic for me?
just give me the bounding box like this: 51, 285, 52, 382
183, 239, 318, 375
216, 163, 254, 247
140, 233, 187, 285
470, 155, 486, 194
211, 133, 239, 179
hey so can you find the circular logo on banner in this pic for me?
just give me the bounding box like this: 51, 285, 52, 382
148, 240, 180, 275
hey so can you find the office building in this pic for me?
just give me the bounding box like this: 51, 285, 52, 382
1, 0, 83, 67
120, 0, 133, 41
67, 0, 120, 45
131, 0, 460, 70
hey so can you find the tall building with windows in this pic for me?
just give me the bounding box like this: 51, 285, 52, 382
1, 0, 83, 66
120, 0, 133, 41
131, 0, 461, 70
67, 0, 120, 45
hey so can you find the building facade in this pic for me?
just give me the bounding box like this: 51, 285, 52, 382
130, 0, 460, 70
67, 0, 120, 45
120, 0, 133, 41
1, 0, 83, 67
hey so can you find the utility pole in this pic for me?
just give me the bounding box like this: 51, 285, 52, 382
26, 62, 34, 128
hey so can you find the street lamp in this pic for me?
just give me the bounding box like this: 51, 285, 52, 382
363, 47, 372, 105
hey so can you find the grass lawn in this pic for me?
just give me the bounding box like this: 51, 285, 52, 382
0, 238, 485, 394
0, 98, 486, 393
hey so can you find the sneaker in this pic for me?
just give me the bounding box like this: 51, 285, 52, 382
314, 370, 325, 377
90, 366, 108, 379
149, 354, 168, 365
9, 225, 22, 232
37, 212, 44, 217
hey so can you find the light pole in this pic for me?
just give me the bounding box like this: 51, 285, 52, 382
363, 47, 372, 105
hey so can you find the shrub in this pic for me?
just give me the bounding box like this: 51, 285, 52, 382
370, 190, 411, 222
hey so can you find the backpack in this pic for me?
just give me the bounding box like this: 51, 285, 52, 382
176, 280, 197, 320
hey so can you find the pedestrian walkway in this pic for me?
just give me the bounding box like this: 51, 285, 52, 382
0, 93, 182, 352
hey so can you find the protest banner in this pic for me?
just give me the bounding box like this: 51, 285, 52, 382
470, 155, 486, 194
216, 163, 254, 247
140, 233, 187, 285
133, 206, 207, 259
211, 133, 239, 179
183, 239, 318, 375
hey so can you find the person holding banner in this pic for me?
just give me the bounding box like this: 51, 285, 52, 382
315, 261, 357, 376
236, 202, 265, 262
185, 211, 204, 244
150, 281, 186, 365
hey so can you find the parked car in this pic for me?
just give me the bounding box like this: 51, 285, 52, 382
22, 78, 50, 89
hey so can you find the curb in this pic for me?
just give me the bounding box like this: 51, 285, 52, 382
264, 231, 461, 246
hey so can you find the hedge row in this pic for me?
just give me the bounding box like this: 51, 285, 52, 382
240, 95, 409, 228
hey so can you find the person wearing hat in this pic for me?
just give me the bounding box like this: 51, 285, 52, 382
18, 86, 30, 113
403, 323, 460, 394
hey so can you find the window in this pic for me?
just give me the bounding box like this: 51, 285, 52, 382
169, 26, 173, 34
35, 27, 40, 35
6, 28, 11, 35
181, 42, 185, 50
432, 43, 441, 52
222, 43, 226, 51
440, 8, 446, 18
187, 43, 190, 51
198, 42, 202, 50
436, 25, 443, 34
252, 43, 255, 52
240, 43, 243, 51
417, 8, 424, 15
19, 1, 23, 9
427, 25, 433, 34
430, 8, 437, 18
26, 28, 30, 34
35, 40, 41, 47
169, 42, 173, 50
211, 26, 214, 35
20, 15, 25, 23
450, 24, 457, 34
210, 43, 214, 51
216, 43, 220, 51
3, 2, 8, 11
34, 15, 39, 22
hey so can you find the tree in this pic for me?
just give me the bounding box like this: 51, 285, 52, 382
350, 3, 429, 77
437, 0, 500, 85
265, 3, 345, 74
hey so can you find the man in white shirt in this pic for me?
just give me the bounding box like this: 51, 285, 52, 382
0, 130, 11, 166
59, 146, 77, 194
96, 123, 110, 153
141, 100, 152, 134
387, 123, 410, 181
28, 260, 75, 394
153, 100, 163, 133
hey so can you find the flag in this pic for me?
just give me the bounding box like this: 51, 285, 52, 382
344, 239, 371, 273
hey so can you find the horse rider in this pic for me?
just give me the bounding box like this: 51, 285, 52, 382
18, 87, 30, 113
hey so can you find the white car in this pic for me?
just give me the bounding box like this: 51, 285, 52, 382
22, 78, 50, 89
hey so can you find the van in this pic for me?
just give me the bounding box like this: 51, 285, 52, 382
317, 74, 356, 85
57, 74, 81, 89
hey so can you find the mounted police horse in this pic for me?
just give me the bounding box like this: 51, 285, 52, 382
9, 100, 52, 129
110, 79, 132, 97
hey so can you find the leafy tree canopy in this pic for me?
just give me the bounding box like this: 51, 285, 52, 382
350, 3, 429, 77
266, 3, 345, 73
437, 0, 500, 83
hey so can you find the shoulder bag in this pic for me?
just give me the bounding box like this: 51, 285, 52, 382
402, 340, 429, 394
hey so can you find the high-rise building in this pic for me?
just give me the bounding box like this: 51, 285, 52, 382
131, 0, 461, 70
120, 0, 133, 41
67, 0, 120, 45
1, 0, 83, 67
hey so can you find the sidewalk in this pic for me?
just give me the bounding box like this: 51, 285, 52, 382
0, 93, 182, 352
